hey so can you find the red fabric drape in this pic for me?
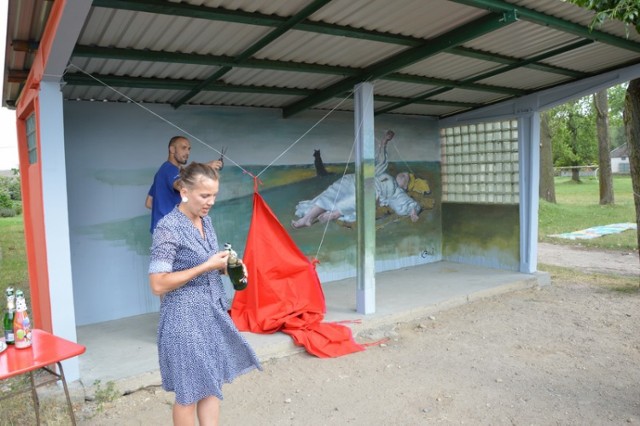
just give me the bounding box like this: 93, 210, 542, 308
230, 191, 364, 358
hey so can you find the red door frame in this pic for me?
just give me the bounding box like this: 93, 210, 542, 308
15, 0, 68, 333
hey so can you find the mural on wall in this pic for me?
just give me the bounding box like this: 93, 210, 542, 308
441, 203, 520, 271
65, 102, 442, 324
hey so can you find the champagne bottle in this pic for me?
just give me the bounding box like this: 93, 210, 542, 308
3, 287, 15, 345
223, 243, 248, 291
13, 289, 32, 349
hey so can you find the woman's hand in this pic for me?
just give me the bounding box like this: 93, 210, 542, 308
150, 250, 231, 296
205, 251, 229, 272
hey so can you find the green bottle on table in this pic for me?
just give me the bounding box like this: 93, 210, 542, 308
3, 287, 15, 345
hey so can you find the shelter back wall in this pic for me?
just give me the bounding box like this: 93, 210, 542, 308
441, 202, 519, 270
63, 101, 441, 325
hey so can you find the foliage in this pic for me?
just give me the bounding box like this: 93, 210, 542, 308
0, 207, 17, 217
0, 188, 12, 209
538, 176, 636, 250
0, 216, 29, 299
607, 83, 628, 148
569, 0, 640, 257
0, 173, 22, 216
92, 380, 120, 413
570, 0, 640, 33
0, 175, 21, 201
548, 97, 597, 167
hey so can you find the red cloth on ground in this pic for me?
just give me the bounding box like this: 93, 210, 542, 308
230, 191, 364, 358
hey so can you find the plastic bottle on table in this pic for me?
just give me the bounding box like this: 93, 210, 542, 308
13, 289, 32, 349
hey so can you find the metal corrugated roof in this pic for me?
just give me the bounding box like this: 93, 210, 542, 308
4, 0, 640, 118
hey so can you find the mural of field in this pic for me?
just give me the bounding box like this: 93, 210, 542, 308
82, 161, 442, 280
441, 203, 519, 270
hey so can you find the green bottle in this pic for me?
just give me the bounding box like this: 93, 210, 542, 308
3, 287, 15, 345
224, 243, 248, 291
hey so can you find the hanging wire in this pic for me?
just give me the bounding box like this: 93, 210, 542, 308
256, 92, 355, 179
65, 63, 380, 261
314, 86, 374, 260
390, 142, 415, 175
65, 63, 251, 175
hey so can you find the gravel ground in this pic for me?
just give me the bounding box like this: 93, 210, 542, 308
72, 243, 640, 425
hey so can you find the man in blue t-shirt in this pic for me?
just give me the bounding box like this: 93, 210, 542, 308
146, 136, 222, 233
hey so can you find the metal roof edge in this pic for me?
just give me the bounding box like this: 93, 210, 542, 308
440, 61, 640, 127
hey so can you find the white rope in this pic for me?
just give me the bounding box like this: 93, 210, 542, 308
390, 142, 415, 175
254, 91, 354, 179
65, 63, 376, 260
65, 63, 252, 175
314, 89, 373, 260
314, 136, 356, 260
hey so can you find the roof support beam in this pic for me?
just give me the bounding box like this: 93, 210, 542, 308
72, 46, 360, 76
450, 44, 590, 78
450, 0, 640, 52
62, 73, 313, 96
465, 39, 595, 84
170, 0, 332, 108
71, 46, 525, 96
91, 1, 589, 78
91, 0, 421, 46
283, 11, 518, 118
375, 95, 482, 108
375, 39, 594, 115
384, 74, 525, 96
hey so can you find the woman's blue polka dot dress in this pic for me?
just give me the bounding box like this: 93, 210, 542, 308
149, 207, 261, 405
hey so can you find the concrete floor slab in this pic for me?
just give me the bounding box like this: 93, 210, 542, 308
76, 261, 547, 390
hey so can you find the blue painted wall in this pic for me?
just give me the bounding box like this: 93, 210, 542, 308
63, 101, 441, 325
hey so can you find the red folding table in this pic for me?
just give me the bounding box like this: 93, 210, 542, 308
0, 329, 86, 425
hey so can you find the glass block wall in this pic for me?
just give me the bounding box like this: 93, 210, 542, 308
440, 120, 519, 204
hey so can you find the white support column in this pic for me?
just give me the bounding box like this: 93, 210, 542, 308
354, 82, 376, 314
39, 81, 79, 381
518, 112, 541, 274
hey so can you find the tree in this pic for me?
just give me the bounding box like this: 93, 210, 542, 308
607, 83, 628, 149
548, 97, 597, 182
539, 110, 556, 202
571, 0, 640, 33
625, 81, 640, 254
569, 0, 640, 258
594, 90, 614, 204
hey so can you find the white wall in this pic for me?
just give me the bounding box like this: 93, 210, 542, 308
63, 101, 441, 325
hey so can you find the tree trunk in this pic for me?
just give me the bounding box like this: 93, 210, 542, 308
539, 111, 556, 203
571, 168, 581, 182
567, 113, 581, 183
594, 90, 614, 204
624, 79, 640, 261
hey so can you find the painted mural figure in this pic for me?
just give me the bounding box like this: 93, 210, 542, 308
148, 162, 261, 425
145, 136, 222, 233
292, 130, 421, 227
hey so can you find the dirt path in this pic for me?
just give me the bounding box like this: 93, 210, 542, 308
537, 242, 639, 277
68, 243, 640, 425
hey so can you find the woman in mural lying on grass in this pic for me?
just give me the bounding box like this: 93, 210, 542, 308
292, 130, 423, 228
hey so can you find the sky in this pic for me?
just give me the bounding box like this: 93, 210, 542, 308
0, 5, 19, 170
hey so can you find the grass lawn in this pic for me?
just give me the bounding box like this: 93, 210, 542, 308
0, 216, 29, 299
538, 175, 637, 251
